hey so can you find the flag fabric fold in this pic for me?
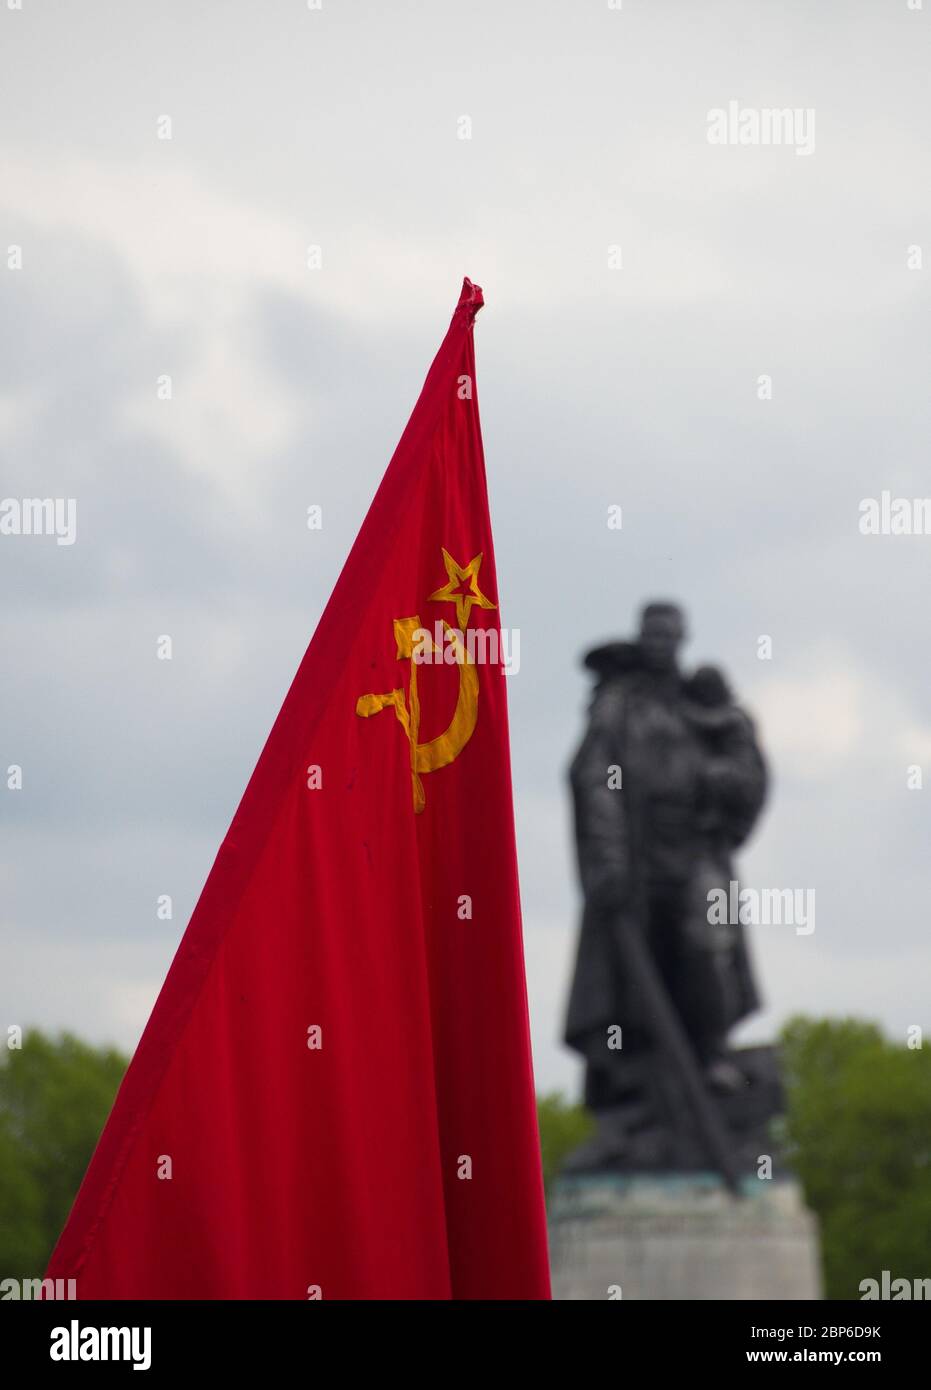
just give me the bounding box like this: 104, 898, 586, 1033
47, 278, 551, 1300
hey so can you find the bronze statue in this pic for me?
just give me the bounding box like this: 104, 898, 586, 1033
564, 602, 780, 1181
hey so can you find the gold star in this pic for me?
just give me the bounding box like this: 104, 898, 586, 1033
428, 547, 497, 630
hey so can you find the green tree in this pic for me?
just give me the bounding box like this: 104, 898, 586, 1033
781, 1015, 931, 1299
536, 1091, 593, 1197
0, 1030, 127, 1278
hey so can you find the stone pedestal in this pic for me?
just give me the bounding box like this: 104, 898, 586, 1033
549, 1173, 822, 1300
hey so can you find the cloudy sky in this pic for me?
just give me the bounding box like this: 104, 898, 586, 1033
2, 0, 930, 1096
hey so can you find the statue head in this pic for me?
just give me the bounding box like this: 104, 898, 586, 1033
686, 663, 732, 708
638, 601, 686, 674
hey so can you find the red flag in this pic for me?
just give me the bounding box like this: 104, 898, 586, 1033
47, 278, 551, 1300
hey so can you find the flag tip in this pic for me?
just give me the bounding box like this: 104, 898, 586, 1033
457, 277, 484, 320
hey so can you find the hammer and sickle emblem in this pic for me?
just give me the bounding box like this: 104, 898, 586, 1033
356, 616, 479, 814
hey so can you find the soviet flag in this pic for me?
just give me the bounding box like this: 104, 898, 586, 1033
47, 278, 551, 1300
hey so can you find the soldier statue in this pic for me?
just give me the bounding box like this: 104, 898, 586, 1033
564, 602, 780, 1179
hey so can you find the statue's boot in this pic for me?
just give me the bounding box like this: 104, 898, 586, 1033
562, 1100, 656, 1172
